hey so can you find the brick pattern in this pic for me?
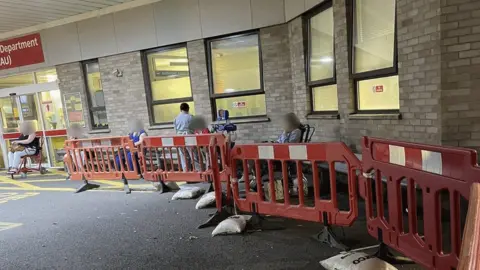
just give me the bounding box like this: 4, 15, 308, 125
303, 0, 443, 151
188, 40, 213, 124
55, 0, 480, 151
98, 52, 150, 136
260, 24, 294, 140
289, 17, 310, 123
56, 62, 91, 135
441, 0, 480, 148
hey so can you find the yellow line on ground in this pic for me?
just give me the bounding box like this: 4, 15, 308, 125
0, 192, 39, 204
0, 187, 76, 192
0, 222, 22, 231
91, 180, 126, 188
20, 179, 67, 183
0, 176, 41, 189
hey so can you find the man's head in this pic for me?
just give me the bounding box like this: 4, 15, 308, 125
180, 103, 190, 113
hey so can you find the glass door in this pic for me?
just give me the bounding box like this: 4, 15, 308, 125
0, 96, 20, 169
0, 90, 68, 169
39, 90, 67, 167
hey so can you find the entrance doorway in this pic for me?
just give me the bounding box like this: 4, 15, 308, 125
0, 82, 67, 169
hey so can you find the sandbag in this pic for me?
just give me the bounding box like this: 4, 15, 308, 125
212, 215, 248, 236
171, 186, 204, 200
195, 191, 216, 209
320, 252, 397, 270
263, 179, 284, 201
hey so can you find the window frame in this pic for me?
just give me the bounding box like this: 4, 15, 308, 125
206, 31, 267, 120
142, 43, 195, 126
348, 0, 399, 114
81, 59, 109, 130
304, 1, 338, 115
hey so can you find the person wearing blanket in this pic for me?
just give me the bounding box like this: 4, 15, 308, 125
115, 119, 146, 171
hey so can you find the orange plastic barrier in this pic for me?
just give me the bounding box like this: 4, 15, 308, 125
359, 137, 480, 270
139, 133, 230, 188
64, 136, 140, 193
229, 142, 362, 249
458, 183, 480, 270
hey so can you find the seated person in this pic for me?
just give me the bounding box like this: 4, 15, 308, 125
243, 113, 303, 183
8, 121, 39, 174
277, 113, 302, 143
115, 119, 146, 171
64, 124, 85, 177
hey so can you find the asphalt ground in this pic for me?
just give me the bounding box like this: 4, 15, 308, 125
0, 171, 424, 270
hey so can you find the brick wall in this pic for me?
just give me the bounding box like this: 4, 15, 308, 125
188, 40, 213, 124
98, 52, 150, 136
295, 0, 443, 151
441, 0, 480, 148
55, 0, 480, 151
56, 62, 92, 135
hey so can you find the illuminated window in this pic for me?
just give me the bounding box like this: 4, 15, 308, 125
306, 3, 338, 112
352, 0, 398, 112
35, 69, 58, 84
208, 33, 266, 119
83, 60, 108, 129
144, 45, 195, 124
0, 73, 34, 89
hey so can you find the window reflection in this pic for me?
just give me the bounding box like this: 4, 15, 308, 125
211, 34, 261, 94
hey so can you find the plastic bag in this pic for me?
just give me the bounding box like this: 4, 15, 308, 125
171, 186, 204, 200
195, 191, 216, 209
212, 215, 247, 236
320, 252, 397, 270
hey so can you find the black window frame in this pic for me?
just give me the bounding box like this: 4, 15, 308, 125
142, 43, 195, 126
81, 59, 109, 130
348, 0, 399, 114
304, 1, 338, 115
206, 31, 267, 121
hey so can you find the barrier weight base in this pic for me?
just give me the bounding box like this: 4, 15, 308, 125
198, 206, 233, 229
75, 180, 100, 193
375, 243, 413, 265
123, 177, 131, 194
247, 214, 286, 232
313, 226, 348, 251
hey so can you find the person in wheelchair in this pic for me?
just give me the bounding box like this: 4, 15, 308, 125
8, 121, 39, 174
115, 119, 146, 171
277, 112, 302, 143
242, 113, 308, 196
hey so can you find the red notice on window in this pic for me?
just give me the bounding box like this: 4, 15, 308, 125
233, 101, 247, 108
0, 33, 45, 71
373, 85, 384, 93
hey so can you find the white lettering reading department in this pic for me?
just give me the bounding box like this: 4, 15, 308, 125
0, 37, 39, 54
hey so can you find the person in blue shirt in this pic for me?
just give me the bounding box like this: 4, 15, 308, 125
116, 119, 147, 171
174, 103, 193, 135
173, 103, 202, 172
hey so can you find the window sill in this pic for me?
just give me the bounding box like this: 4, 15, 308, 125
149, 124, 174, 130
307, 113, 340, 120
88, 129, 111, 134
349, 113, 401, 120
227, 116, 270, 125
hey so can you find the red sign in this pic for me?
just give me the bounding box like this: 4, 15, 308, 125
374, 85, 384, 93
233, 101, 247, 108
0, 33, 45, 71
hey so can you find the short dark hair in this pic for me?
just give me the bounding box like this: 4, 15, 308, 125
180, 103, 190, 112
